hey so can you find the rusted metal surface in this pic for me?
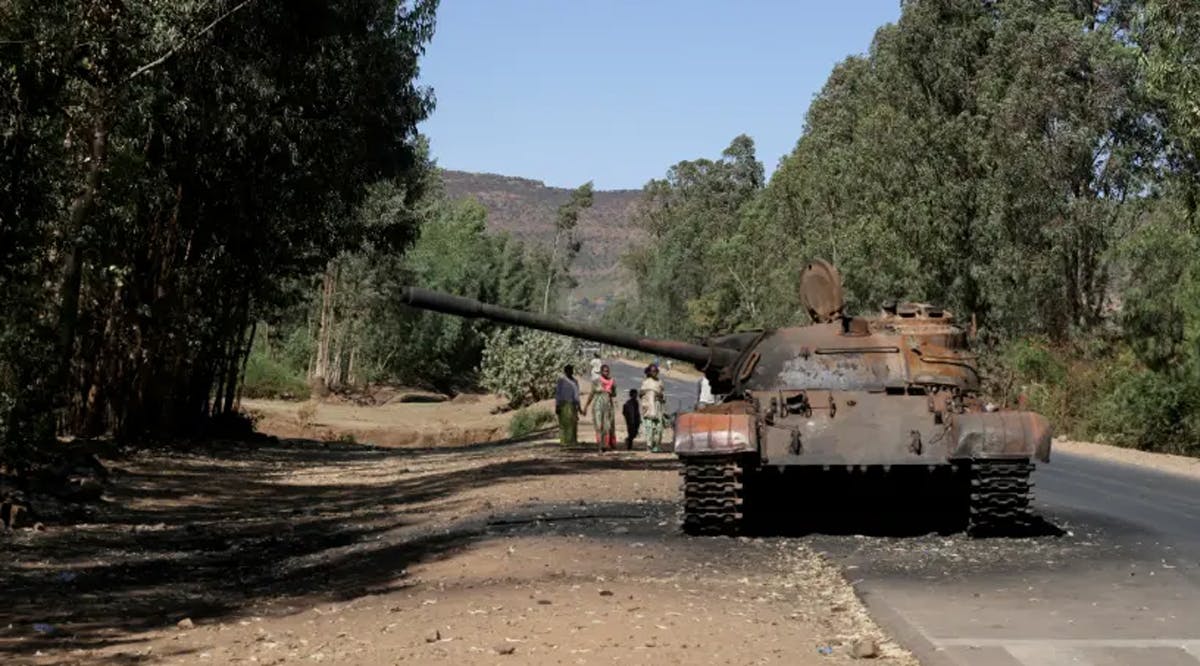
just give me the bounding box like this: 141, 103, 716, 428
399, 287, 740, 369
799, 259, 844, 323
733, 322, 979, 394
950, 411, 1053, 462
749, 389, 956, 466
673, 412, 756, 456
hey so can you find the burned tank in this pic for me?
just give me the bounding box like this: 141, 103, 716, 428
399, 259, 1052, 537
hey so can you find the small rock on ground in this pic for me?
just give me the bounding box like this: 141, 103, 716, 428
851, 638, 879, 659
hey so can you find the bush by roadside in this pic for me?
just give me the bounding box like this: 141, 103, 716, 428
989, 338, 1200, 457
242, 353, 309, 400
479, 329, 580, 409
508, 408, 556, 438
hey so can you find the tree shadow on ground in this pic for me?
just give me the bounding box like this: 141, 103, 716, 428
0, 433, 678, 662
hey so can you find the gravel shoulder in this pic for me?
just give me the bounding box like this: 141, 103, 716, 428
1053, 437, 1200, 480
0, 401, 913, 665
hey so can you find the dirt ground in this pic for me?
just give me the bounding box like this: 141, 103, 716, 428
242, 394, 524, 447
1054, 437, 1200, 480
0, 399, 914, 665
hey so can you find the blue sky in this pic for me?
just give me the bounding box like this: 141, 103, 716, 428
418, 1, 901, 190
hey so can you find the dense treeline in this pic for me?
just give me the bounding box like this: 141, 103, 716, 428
0, 0, 438, 469
609, 0, 1200, 453
241, 175, 592, 397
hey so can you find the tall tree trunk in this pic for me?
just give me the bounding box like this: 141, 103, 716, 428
223, 297, 249, 415
542, 230, 562, 313
56, 116, 110, 405
234, 320, 257, 411
313, 261, 338, 394
330, 341, 343, 390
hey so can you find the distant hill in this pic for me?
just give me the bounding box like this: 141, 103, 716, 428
440, 170, 643, 315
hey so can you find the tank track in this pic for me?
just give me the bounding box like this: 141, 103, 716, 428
967, 459, 1034, 536
680, 457, 744, 536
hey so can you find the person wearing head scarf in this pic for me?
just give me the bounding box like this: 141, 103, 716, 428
555, 364, 580, 446
588, 352, 603, 384
639, 364, 666, 452
589, 364, 617, 451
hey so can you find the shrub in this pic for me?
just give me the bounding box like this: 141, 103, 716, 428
991, 338, 1200, 456
479, 329, 578, 408
243, 351, 309, 400
509, 408, 556, 438
1082, 360, 1200, 454
986, 337, 1071, 420
1002, 337, 1067, 386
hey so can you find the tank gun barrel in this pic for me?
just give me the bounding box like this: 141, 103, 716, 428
399, 287, 741, 370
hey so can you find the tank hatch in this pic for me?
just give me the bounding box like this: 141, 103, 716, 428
799, 259, 845, 324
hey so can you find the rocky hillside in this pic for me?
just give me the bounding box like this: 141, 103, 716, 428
440, 170, 642, 311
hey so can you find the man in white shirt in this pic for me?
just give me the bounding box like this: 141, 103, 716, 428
697, 376, 714, 406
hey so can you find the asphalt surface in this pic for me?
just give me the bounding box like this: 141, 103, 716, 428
606, 360, 701, 417
811, 452, 1200, 665
607, 358, 1200, 665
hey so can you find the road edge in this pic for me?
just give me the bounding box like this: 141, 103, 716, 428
1053, 438, 1200, 482
853, 583, 957, 666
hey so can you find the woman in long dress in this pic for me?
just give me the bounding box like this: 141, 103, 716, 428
591, 364, 618, 451
555, 365, 580, 446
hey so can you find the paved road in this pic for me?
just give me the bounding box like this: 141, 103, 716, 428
605, 359, 700, 417
813, 451, 1200, 666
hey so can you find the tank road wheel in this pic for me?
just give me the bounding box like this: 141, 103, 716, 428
967, 459, 1035, 537
680, 457, 744, 536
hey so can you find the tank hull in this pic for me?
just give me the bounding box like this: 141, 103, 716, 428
673, 395, 1051, 466
675, 396, 1048, 537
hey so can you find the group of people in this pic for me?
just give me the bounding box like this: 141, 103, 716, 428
554, 354, 667, 452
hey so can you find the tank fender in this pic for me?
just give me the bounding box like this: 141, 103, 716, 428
950, 411, 1052, 462
673, 412, 757, 456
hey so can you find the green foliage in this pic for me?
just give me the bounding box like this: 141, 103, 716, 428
1113, 202, 1200, 371
0, 0, 438, 466
508, 408, 556, 438
278, 327, 317, 381
257, 176, 554, 397
242, 351, 309, 400
1141, 0, 1200, 223
479, 329, 577, 409
354, 194, 546, 391
540, 181, 594, 313
1001, 339, 1068, 388
990, 339, 1200, 455
610, 135, 767, 338
1083, 362, 1200, 455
